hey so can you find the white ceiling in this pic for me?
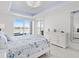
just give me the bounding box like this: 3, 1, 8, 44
10, 1, 66, 16
0, 1, 68, 16
0, 1, 10, 13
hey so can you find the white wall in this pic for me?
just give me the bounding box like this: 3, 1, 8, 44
34, 2, 79, 49
0, 12, 13, 36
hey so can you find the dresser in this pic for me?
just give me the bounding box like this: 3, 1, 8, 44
49, 32, 67, 48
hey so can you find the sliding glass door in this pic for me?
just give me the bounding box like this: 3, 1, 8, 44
13, 18, 32, 36
37, 20, 44, 35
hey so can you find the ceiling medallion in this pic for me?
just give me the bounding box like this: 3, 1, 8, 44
27, 1, 40, 8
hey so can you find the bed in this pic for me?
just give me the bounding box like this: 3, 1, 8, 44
0, 34, 49, 58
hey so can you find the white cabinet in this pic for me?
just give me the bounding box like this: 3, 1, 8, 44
50, 32, 67, 48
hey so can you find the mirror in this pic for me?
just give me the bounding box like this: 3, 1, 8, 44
70, 10, 79, 43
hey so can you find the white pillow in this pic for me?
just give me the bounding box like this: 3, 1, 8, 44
0, 32, 7, 48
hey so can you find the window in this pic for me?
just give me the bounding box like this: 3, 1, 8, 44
13, 18, 32, 36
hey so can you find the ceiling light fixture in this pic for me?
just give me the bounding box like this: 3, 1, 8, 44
27, 1, 40, 8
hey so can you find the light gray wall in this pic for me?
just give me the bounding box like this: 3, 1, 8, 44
34, 2, 79, 49
0, 12, 13, 36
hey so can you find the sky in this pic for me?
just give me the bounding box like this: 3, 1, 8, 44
14, 18, 31, 27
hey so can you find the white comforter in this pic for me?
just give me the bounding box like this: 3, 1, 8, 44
6, 35, 49, 58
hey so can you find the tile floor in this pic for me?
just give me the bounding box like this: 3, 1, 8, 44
40, 44, 79, 58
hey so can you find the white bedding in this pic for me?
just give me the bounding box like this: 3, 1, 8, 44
6, 35, 49, 58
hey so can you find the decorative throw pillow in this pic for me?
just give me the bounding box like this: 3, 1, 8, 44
0, 32, 7, 48
4, 34, 11, 41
